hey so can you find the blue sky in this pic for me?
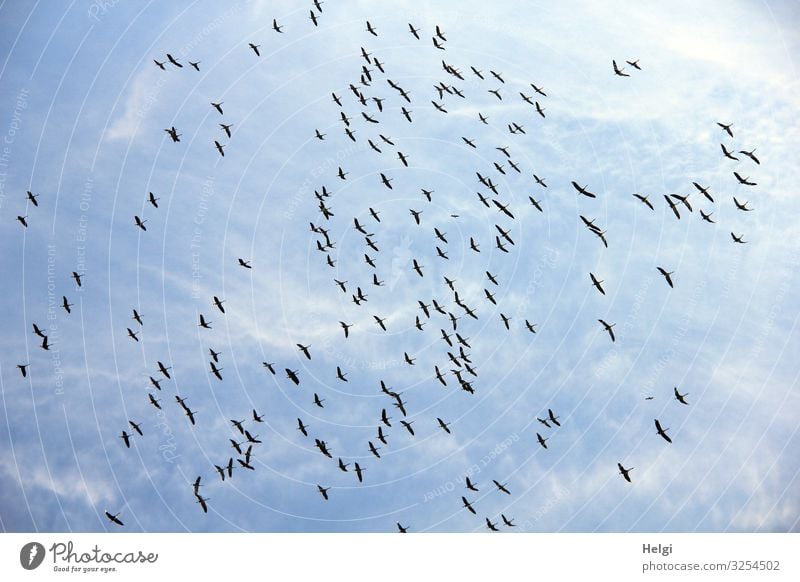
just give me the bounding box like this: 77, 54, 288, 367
0, 0, 798, 533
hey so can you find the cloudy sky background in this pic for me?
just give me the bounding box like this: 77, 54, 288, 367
0, 0, 798, 532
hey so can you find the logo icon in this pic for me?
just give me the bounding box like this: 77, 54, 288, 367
20, 542, 45, 570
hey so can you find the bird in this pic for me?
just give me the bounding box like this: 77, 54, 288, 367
598, 319, 616, 342
317, 485, 330, 500
220, 123, 233, 138
493, 479, 511, 495
700, 209, 715, 223
354, 462, 365, 483
72, 271, 83, 287
739, 149, 760, 164
166, 53, 182, 68
500, 313, 511, 330
297, 344, 311, 360
61, 296, 73, 314
618, 463, 633, 483
212, 296, 225, 314
153, 59, 166, 70
105, 511, 124, 526
626, 59, 642, 70
485, 518, 499, 531
157, 361, 172, 378
148, 394, 160, 409
466, 477, 479, 492
189, 61, 200, 71
211, 101, 224, 115
16, 214, 28, 227
717, 122, 734, 138
670, 193, 693, 212
674, 387, 690, 405
17, 364, 28, 377
313, 393, 325, 407
195, 495, 209, 513
248, 43, 260, 56
590, 273, 605, 295
272, 18, 283, 33
134, 216, 147, 231
548, 408, 561, 427
396, 522, 408, 533
286, 369, 300, 385
198, 313, 212, 329
462, 496, 476, 514
612, 59, 630, 76
731, 232, 747, 244
164, 126, 181, 142
664, 195, 681, 220
720, 143, 739, 160
733, 197, 754, 211
535, 101, 545, 118
571, 181, 596, 198
214, 140, 225, 157
692, 182, 714, 203
657, 267, 674, 288
120, 431, 131, 448
531, 83, 547, 96
436, 418, 451, 434
633, 193, 654, 210
129, 420, 143, 436
147, 192, 159, 208
733, 172, 757, 186
297, 418, 309, 437
655, 419, 672, 443
26, 190, 39, 206
536, 432, 548, 449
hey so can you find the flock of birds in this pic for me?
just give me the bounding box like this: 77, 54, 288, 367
9, 4, 761, 532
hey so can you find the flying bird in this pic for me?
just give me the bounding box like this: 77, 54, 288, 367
633, 193, 654, 210
493, 479, 511, 495
536, 432, 548, 449
655, 419, 672, 443
590, 273, 605, 295
598, 319, 616, 342
739, 149, 760, 164
571, 181, 596, 198
105, 512, 124, 526
618, 463, 633, 483
462, 496, 476, 514
657, 267, 674, 288
717, 122, 734, 138
674, 387, 690, 405
612, 59, 630, 77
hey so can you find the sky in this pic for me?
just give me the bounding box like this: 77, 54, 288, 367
0, 0, 798, 533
